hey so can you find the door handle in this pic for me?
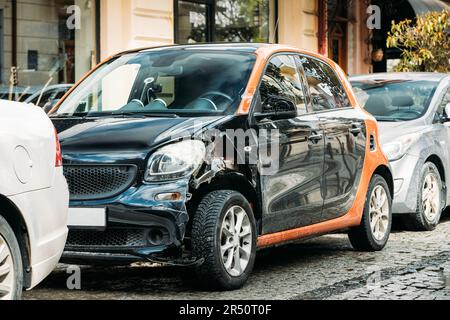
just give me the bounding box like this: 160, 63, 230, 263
308, 133, 323, 143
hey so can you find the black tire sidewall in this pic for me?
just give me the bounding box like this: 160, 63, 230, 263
0, 215, 23, 300
193, 190, 257, 290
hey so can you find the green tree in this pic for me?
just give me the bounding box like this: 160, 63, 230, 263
387, 10, 450, 72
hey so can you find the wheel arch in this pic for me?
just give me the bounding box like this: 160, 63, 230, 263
188, 170, 262, 234
373, 165, 394, 198
0, 194, 32, 289
425, 154, 447, 207
425, 154, 446, 183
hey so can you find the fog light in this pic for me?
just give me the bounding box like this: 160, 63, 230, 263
148, 228, 165, 246
155, 192, 182, 201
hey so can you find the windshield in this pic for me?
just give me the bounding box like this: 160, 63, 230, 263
51, 50, 256, 117
351, 80, 438, 122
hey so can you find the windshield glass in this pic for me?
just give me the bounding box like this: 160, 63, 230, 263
351, 80, 438, 122
51, 50, 256, 117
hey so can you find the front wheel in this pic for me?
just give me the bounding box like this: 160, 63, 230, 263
348, 175, 392, 251
0, 215, 23, 300
192, 190, 257, 291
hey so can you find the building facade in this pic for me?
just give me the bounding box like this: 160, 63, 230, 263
0, 0, 98, 87
97, 0, 448, 75
1, 0, 448, 90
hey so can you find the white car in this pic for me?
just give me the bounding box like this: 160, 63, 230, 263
0, 101, 69, 300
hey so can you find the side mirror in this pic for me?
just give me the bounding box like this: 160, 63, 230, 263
444, 103, 450, 122
255, 95, 297, 121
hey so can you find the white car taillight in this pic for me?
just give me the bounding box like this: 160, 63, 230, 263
54, 128, 62, 167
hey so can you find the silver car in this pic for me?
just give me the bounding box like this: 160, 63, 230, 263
351, 73, 450, 231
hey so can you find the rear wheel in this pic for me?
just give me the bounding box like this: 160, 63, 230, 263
402, 162, 443, 231
0, 215, 23, 300
192, 190, 257, 291
349, 175, 392, 251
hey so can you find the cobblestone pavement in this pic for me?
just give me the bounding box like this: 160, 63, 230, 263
25, 214, 450, 300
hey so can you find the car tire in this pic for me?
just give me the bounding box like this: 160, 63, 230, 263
402, 162, 444, 232
192, 190, 257, 291
348, 174, 392, 252
0, 215, 23, 300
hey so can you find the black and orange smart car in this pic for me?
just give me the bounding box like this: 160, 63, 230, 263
50, 44, 393, 290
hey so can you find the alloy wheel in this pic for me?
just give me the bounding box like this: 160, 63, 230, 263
220, 206, 253, 277
0, 234, 15, 300
422, 172, 441, 223
369, 185, 390, 241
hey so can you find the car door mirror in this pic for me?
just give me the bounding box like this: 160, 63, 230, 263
255, 95, 297, 121
444, 103, 450, 122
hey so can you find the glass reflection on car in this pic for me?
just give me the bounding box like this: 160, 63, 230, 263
52, 51, 256, 118
351, 80, 438, 122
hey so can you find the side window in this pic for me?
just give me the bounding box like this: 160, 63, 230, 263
258, 55, 308, 115
440, 88, 450, 115
299, 56, 350, 112
435, 87, 450, 118
33, 91, 53, 108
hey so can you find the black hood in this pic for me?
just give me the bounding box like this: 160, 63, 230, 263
52, 116, 223, 167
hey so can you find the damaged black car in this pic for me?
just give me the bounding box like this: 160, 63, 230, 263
50, 44, 393, 290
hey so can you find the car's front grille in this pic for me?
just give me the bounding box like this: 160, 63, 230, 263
63, 165, 137, 201
66, 229, 147, 248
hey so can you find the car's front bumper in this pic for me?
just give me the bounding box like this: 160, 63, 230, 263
390, 154, 423, 215
62, 180, 191, 263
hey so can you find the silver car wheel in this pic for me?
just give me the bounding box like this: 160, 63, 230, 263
422, 172, 441, 223
0, 234, 15, 300
220, 206, 252, 277
369, 185, 390, 241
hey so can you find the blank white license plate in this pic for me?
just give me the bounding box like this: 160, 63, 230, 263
68, 208, 106, 229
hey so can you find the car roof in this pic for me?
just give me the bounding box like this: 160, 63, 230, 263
112, 43, 328, 60
350, 72, 450, 83
118, 43, 270, 55
110, 43, 337, 72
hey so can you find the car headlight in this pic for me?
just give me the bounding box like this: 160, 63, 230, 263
145, 140, 206, 182
382, 133, 420, 161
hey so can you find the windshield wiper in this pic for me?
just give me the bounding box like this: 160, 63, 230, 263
376, 118, 403, 122
50, 113, 84, 119
50, 112, 179, 119
108, 112, 179, 118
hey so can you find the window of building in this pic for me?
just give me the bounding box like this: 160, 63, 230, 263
177, 0, 209, 43
1, 0, 99, 98
299, 56, 350, 112
175, 0, 276, 44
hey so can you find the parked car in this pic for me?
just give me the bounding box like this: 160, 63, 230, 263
351, 73, 450, 231
0, 86, 34, 102
50, 44, 393, 290
25, 84, 73, 112
0, 101, 69, 300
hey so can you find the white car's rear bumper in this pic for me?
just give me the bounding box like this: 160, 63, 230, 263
9, 168, 69, 289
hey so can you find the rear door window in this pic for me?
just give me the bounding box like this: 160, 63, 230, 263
298, 55, 350, 112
